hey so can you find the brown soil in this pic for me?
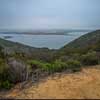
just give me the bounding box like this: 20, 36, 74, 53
1, 65, 100, 99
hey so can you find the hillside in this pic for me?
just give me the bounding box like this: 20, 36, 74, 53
0, 38, 52, 53
61, 30, 100, 50
0, 38, 56, 62
1, 65, 100, 99
0, 38, 34, 53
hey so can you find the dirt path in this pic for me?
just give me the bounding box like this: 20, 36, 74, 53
1, 65, 100, 99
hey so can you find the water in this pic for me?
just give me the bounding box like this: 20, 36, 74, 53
0, 32, 89, 49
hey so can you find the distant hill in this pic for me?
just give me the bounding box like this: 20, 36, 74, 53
61, 30, 100, 52
0, 38, 38, 53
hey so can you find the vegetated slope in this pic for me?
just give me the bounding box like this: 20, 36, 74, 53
2, 65, 100, 99
0, 38, 51, 53
0, 38, 56, 62
0, 38, 34, 53
61, 30, 100, 50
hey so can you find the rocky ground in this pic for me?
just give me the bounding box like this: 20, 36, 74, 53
1, 65, 100, 99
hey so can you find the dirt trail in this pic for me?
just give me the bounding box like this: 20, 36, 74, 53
1, 65, 100, 99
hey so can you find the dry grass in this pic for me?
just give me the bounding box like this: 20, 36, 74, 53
1, 65, 100, 99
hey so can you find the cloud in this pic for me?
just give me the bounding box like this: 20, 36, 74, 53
0, 0, 100, 30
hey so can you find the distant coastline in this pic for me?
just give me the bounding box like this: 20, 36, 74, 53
0, 29, 91, 35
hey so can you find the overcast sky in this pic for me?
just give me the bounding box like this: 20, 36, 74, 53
0, 0, 100, 30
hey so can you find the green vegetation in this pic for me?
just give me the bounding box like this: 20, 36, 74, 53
0, 80, 12, 90
62, 30, 100, 49
58, 30, 100, 66
66, 60, 81, 72
28, 59, 81, 74
0, 56, 12, 89
80, 51, 99, 66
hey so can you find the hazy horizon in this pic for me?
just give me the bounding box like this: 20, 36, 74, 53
0, 0, 100, 30
0, 28, 93, 32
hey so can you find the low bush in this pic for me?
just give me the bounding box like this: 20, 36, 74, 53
52, 60, 67, 73
0, 59, 9, 82
0, 60, 13, 90
39, 60, 67, 73
29, 60, 67, 73
41, 63, 52, 73
0, 80, 12, 90
28, 60, 44, 71
29, 59, 82, 74
80, 51, 99, 66
66, 59, 81, 72
0, 59, 30, 89
8, 59, 29, 83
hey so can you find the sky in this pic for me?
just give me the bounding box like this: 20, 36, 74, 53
0, 0, 100, 30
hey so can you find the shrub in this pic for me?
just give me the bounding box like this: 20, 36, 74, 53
7, 58, 29, 83
59, 56, 71, 62
80, 51, 99, 65
66, 59, 81, 72
52, 60, 67, 73
28, 60, 68, 74
28, 60, 44, 71
0, 60, 9, 82
0, 62, 13, 90
0, 80, 12, 90
41, 63, 52, 72
0, 46, 5, 59
28, 59, 82, 74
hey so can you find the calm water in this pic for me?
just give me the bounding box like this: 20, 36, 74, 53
0, 32, 88, 49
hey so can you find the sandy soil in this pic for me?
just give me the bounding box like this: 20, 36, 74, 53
1, 65, 100, 99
